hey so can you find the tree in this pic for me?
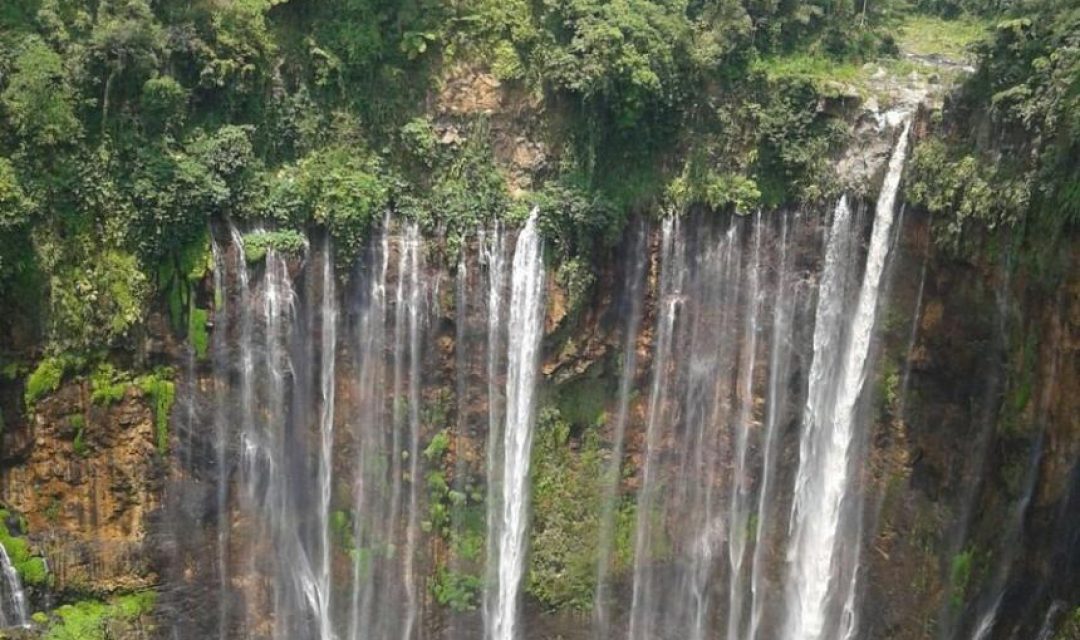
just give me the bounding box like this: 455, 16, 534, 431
1, 38, 82, 147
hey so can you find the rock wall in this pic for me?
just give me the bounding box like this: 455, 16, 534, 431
2, 381, 162, 598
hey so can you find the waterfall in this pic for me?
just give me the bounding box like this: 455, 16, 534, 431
482, 223, 508, 640
315, 239, 337, 640
162, 118, 1013, 640
784, 120, 912, 640
936, 245, 1014, 640
749, 212, 798, 640
628, 216, 683, 640
969, 370, 1053, 640
210, 233, 231, 640
1035, 601, 1065, 640
401, 223, 425, 640
0, 542, 28, 629
594, 221, 648, 638
726, 214, 763, 640
488, 209, 546, 640
348, 221, 391, 640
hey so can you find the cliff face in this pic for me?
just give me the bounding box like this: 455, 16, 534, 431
2, 382, 162, 599
0, 206, 1076, 639
0, 69, 1075, 640
857, 217, 1080, 638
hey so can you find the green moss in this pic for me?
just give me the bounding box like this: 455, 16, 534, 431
136, 369, 175, 455
1054, 607, 1080, 640
750, 54, 864, 94
188, 305, 210, 360
0, 509, 48, 586
44, 499, 60, 523
423, 429, 451, 462
70, 413, 88, 457
555, 376, 611, 432
878, 359, 901, 415
42, 591, 156, 640
89, 364, 130, 406
242, 229, 307, 264
949, 548, 974, 607
159, 233, 212, 336
330, 510, 355, 551
432, 566, 482, 612
526, 406, 614, 611
24, 356, 67, 408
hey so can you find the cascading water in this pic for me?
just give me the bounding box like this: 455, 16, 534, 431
156, 116, 1076, 640
748, 212, 800, 640
401, 223, 425, 640
488, 210, 546, 640
784, 119, 911, 640
314, 239, 337, 640
482, 223, 508, 640
726, 214, 762, 640
627, 216, 683, 640
347, 221, 391, 640
0, 542, 28, 629
594, 221, 648, 638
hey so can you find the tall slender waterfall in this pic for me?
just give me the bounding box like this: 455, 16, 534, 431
784, 120, 912, 640
627, 217, 683, 640
482, 223, 508, 640
314, 239, 337, 640
749, 212, 799, 640
726, 215, 763, 640
594, 221, 648, 638
488, 210, 546, 640
210, 233, 231, 640
401, 223, 425, 640
0, 542, 28, 629
348, 221, 391, 640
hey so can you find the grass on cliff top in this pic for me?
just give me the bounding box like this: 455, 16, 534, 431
750, 54, 865, 94
752, 14, 989, 99
897, 14, 990, 62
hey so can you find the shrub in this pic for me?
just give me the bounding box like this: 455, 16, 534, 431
242, 229, 308, 263
90, 364, 130, 406
136, 369, 175, 454
46, 251, 150, 353
950, 549, 975, 607
295, 147, 390, 260
25, 357, 69, 408
189, 306, 210, 359
432, 566, 482, 612
0, 509, 48, 586
527, 407, 604, 610
42, 591, 156, 640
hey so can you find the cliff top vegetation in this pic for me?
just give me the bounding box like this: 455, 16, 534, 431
0, 0, 1072, 380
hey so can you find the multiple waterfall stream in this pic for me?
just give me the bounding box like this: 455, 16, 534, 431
156, 116, 1064, 640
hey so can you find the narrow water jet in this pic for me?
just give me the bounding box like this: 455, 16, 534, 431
0, 543, 28, 629
314, 238, 337, 640
488, 210, 545, 640
726, 214, 763, 640
749, 212, 798, 640
627, 217, 684, 640
594, 221, 648, 639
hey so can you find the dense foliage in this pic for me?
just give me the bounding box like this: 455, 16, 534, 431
0, 0, 1074, 634
0, 0, 934, 368
905, 0, 1079, 262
